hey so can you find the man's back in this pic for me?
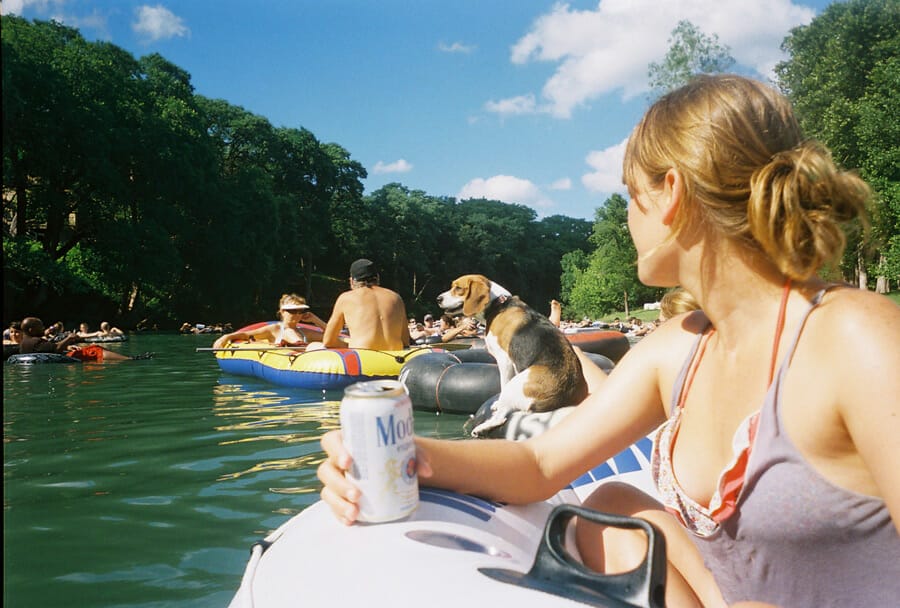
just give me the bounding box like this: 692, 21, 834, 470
19, 334, 55, 354
328, 285, 409, 350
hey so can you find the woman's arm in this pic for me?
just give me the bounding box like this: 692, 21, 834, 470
213, 325, 276, 348
318, 327, 679, 522
422, 338, 669, 502
300, 312, 328, 330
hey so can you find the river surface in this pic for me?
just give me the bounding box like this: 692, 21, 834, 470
3, 333, 469, 607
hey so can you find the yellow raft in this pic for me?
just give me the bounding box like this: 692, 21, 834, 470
215, 343, 444, 390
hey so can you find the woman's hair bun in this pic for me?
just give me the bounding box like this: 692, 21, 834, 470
748, 140, 870, 280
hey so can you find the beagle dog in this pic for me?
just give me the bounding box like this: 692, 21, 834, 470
436, 274, 587, 436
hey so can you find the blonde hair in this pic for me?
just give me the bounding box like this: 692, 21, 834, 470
278, 293, 307, 313
623, 74, 870, 281
659, 287, 700, 321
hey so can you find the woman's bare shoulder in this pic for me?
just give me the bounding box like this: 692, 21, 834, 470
624, 309, 708, 370
807, 286, 900, 374
648, 309, 709, 342
817, 286, 900, 336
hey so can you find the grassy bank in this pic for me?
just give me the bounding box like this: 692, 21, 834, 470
598, 309, 660, 324
596, 290, 899, 325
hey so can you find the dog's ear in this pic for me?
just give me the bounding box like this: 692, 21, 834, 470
462, 277, 490, 316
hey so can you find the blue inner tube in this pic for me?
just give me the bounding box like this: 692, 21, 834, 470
400, 349, 613, 416
7, 352, 81, 364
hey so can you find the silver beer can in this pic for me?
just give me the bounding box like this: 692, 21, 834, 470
340, 379, 418, 522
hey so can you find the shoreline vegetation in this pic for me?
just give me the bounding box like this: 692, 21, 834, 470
4, 3, 897, 330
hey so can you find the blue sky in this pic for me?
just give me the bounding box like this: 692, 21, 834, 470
3, 0, 836, 220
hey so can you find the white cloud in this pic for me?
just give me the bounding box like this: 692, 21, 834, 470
1, 0, 109, 37
1, 0, 27, 15
1, 0, 63, 16
490, 0, 816, 118
64, 10, 109, 37
550, 177, 572, 191
438, 41, 476, 54
484, 93, 537, 116
458, 175, 554, 209
133, 5, 189, 42
582, 137, 628, 194
372, 159, 413, 175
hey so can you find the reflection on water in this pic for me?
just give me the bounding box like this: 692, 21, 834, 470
211, 377, 344, 484
3, 334, 469, 607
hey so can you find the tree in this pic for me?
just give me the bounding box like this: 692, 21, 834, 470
314, 141, 367, 284
776, 0, 900, 291
522, 215, 592, 313
559, 249, 589, 320
192, 96, 282, 318
0, 15, 599, 327
563, 194, 662, 317
647, 20, 735, 99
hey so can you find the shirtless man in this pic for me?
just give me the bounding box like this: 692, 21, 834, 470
21, 317, 82, 353
307, 259, 411, 351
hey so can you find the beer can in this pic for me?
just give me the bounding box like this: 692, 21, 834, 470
340, 379, 418, 522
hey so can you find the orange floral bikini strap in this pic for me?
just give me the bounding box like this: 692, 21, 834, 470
768, 278, 792, 386
676, 278, 793, 411
675, 327, 715, 410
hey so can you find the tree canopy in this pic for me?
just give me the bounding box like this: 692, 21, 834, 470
647, 20, 735, 99
3, 11, 896, 330
2, 16, 597, 327
563, 195, 662, 319
776, 0, 900, 290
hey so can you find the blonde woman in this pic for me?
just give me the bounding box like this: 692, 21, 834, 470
213, 294, 326, 348
657, 287, 700, 324
318, 75, 899, 607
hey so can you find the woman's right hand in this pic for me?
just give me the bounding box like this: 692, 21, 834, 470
317, 431, 434, 525
317, 430, 361, 525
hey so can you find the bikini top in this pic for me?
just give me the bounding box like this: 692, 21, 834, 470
651, 283, 823, 537
273, 322, 306, 348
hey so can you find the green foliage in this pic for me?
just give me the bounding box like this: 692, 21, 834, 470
1, 16, 372, 325
776, 0, 900, 288
335, 186, 591, 316
4, 238, 94, 295
561, 195, 662, 318
0, 15, 614, 328
647, 20, 735, 99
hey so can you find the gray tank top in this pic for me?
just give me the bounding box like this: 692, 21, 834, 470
674, 289, 900, 606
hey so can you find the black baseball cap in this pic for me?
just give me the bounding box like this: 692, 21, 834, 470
350, 258, 377, 280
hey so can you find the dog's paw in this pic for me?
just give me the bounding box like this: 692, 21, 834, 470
470, 404, 512, 437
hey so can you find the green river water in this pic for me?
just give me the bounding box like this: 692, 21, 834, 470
3, 333, 469, 607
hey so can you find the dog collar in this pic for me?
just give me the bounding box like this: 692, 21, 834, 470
489, 282, 512, 302
484, 294, 514, 325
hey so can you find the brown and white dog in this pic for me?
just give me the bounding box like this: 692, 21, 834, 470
436, 274, 587, 436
